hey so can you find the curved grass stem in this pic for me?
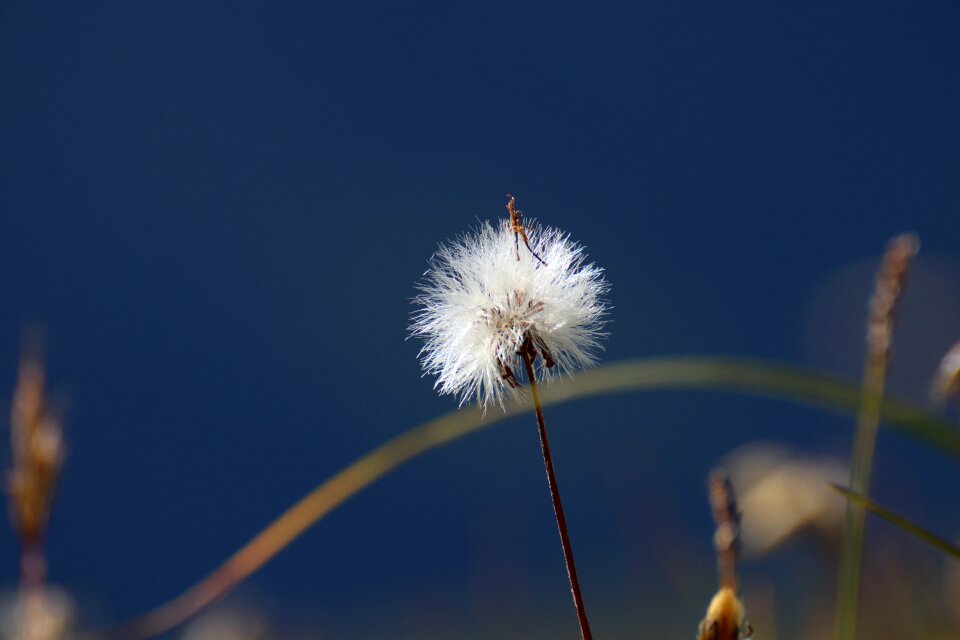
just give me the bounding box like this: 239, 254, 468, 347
104, 356, 960, 639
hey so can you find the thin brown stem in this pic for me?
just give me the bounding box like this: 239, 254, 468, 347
520, 345, 593, 640
707, 470, 740, 593
18, 541, 47, 640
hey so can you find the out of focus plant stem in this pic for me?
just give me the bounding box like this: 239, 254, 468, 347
9, 346, 65, 640
832, 485, 960, 560
698, 470, 752, 640
835, 233, 918, 640
106, 355, 959, 639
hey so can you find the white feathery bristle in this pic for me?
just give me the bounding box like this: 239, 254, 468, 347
411, 218, 610, 408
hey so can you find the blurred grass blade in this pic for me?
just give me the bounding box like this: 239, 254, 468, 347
831, 484, 960, 560
538, 357, 960, 458
107, 356, 960, 639
835, 234, 918, 640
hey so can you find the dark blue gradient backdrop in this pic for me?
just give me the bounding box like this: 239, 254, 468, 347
2, 2, 959, 636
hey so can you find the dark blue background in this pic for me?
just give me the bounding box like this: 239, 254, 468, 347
2, 2, 959, 637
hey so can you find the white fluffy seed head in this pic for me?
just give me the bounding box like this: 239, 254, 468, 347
411, 218, 610, 408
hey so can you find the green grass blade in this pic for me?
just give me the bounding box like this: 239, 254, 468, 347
831, 484, 960, 560
536, 357, 960, 457
108, 356, 960, 639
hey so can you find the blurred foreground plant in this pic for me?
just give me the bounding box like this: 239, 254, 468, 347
103, 355, 960, 639
697, 470, 753, 640
836, 234, 918, 640
7, 343, 71, 640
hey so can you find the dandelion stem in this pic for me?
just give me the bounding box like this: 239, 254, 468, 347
520, 345, 594, 640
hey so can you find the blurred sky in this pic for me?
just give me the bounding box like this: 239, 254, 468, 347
1, 1, 960, 637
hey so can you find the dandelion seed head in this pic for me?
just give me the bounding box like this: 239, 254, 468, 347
411, 218, 609, 408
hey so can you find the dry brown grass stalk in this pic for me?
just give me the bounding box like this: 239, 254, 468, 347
8, 345, 66, 640
836, 232, 919, 640
698, 469, 752, 640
